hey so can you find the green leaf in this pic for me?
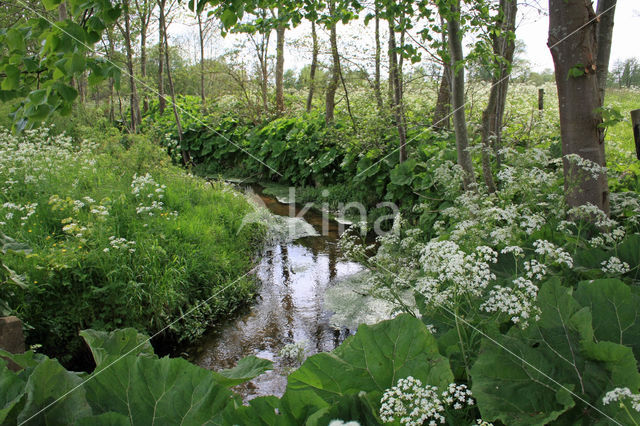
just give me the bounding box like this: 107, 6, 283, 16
575, 279, 640, 360
472, 279, 640, 424
56, 83, 78, 102
85, 356, 236, 424
79, 328, 155, 367
221, 8, 238, 28
17, 358, 92, 424
1, 65, 20, 91
6, 29, 25, 52
281, 314, 453, 421
41, 0, 62, 11
71, 52, 86, 74
76, 412, 130, 426
211, 355, 273, 387
0, 359, 27, 424
390, 158, 417, 186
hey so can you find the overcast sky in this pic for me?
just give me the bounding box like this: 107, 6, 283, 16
517, 0, 639, 72
171, 1, 639, 73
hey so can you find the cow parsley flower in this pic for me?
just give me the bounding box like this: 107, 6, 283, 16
601, 256, 630, 275
603, 387, 640, 412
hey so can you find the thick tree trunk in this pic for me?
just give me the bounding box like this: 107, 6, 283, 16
481, 0, 517, 192
197, 12, 206, 105
123, 0, 142, 133
325, 2, 340, 124
275, 23, 286, 114
433, 65, 451, 129
373, 3, 383, 112
388, 22, 407, 163
306, 21, 318, 112
160, 0, 189, 165
447, 0, 475, 189
595, 0, 617, 105
549, 0, 609, 214
157, 8, 166, 114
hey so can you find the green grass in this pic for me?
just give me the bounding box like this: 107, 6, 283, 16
0, 127, 265, 365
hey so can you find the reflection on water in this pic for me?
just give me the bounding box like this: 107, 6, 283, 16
190, 188, 362, 399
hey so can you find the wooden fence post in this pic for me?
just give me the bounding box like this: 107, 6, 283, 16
538, 88, 544, 111
632, 109, 640, 160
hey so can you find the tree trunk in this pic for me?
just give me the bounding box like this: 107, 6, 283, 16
481, 0, 517, 192
388, 21, 407, 163
140, 26, 148, 112
434, 66, 451, 129
595, 0, 617, 105
549, 0, 609, 214
197, 12, 206, 105
275, 22, 286, 114
158, 9, 166, 114
373, 2, 383, 112
159, 0, 189, 165
123, 0, 142, 133
325, 1, 340, 124
306, 21, 318, 113
447, 0, 476, 189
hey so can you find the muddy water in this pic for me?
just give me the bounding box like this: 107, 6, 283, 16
190, 187, 362, 399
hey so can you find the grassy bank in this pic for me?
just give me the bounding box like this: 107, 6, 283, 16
0, 127, 265, 365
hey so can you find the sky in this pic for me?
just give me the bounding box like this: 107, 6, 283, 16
170, 1, 640, 73
516, 0, 639, 72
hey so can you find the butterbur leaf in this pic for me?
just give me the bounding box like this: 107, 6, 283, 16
17, 358, 91, 425
575, 279, 640, 360
0, 359, 27, 424
281, 314, 453, 421
79, 328, 155, 367
76, 412, 130, 425
211, 355, 273, 387
85, 356, 236, 424
472, 279, 640, 424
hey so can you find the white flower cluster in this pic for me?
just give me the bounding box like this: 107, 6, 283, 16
568, 203, 617, 229
131, 173, 166, 199
2, 202, 37, 226
564, 154, 607, 180
433, 161, 464, 194
532, 240, 573, 268
279, 340, 307, 364
481, 277, 541, 326
417, 241, 496, 308
61, 218, 88, 238
328, 421, 360, 426
90, 205, 109, 218
104, 236, 136, 253
602, 387, 640, 412
601, 256, 630, 275
380, 377, 474, 425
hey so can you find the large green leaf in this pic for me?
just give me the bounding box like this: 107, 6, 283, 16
79, 328, 155, 367
472, 279, 640, 425
0, 359, 27, 424
17, 358, 92, 425
211, 355, 273, 387
85, 355, 236, 424
281, 314, 453, 421
575, 279, 640, 360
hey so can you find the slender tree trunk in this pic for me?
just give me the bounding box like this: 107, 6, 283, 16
306, 21, 318, 112
325, 1, 340, 124
260, 56, 268, 114
197, 12, 206, 105
433, 16, 451, 129
549, 0, 609, 213
275, 20, 286, 113
123, 0, 142, 132
158, 9, 166, 114
373, 3, 383, 112
447, 0, 476, 189
595, 0, 617, 106
159, 0, 189, 165
388, 21, 407, 163
481, 0, 517, 192
140, 25, 148, 112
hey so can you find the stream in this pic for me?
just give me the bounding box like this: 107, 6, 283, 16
190, 186, 363, 400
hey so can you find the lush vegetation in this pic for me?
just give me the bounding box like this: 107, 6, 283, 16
0, 127, 264, 365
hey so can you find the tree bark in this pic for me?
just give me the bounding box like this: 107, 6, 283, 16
373, 2, 383, 112
197, 12, 206, 105
481, 0, 517, 193
388, 21, 407, 163
306, 20, 318, 112
548, 0, 609, 214
595, 0, 617, 105
447, 0, 475, 189
140, 28, 148, 112
275, 20, 286, 114
159, 0, 189, 165
433, 16, 451, 129
157, 5, 166, 114
122, 0, 142, 133
325, 1, 340, 124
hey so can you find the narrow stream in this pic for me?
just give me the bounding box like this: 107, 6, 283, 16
190, 186, 363, 400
